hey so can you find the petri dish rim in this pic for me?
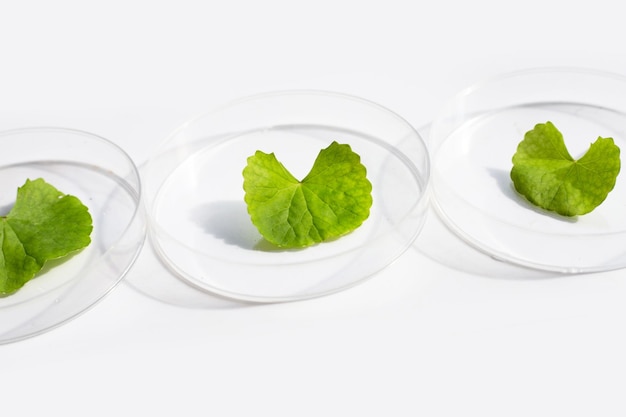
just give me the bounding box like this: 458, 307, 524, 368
429, 67, 626, 273
0, 126, 146, 344
144, 89, 431, 302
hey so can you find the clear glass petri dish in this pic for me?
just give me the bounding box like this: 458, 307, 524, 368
143, 90, 430, 302
0, 127, 145, 344
429, 67, 626, 273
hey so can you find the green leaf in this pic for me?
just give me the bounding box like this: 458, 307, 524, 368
0, 178, 93, 295
510, 121, 621, 216
243, 141, 373, 248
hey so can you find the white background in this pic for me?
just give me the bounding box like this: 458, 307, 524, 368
2, 1, 626, 416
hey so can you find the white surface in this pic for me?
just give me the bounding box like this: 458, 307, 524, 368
2, 1, 626, 416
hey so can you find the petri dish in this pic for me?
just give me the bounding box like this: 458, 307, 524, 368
429, 67, 626, 273
143, 90, 430, 302
0, 127, 145, 344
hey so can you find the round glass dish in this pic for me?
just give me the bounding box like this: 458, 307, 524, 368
0, 127, 145, 344
144, 90, 430, 302
430, 67, 626, 273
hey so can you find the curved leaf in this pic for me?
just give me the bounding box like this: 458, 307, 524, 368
511, 122, 620, 216
243, 141, 373, 248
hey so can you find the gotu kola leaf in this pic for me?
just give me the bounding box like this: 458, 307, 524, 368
0, 178, 93, 295
243, 141, 373, 248
510, 121, 620, 216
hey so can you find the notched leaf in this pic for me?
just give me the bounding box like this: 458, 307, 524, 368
510, 121, 621, 216
243, 141, 373, 248
0, 178, 93, 295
